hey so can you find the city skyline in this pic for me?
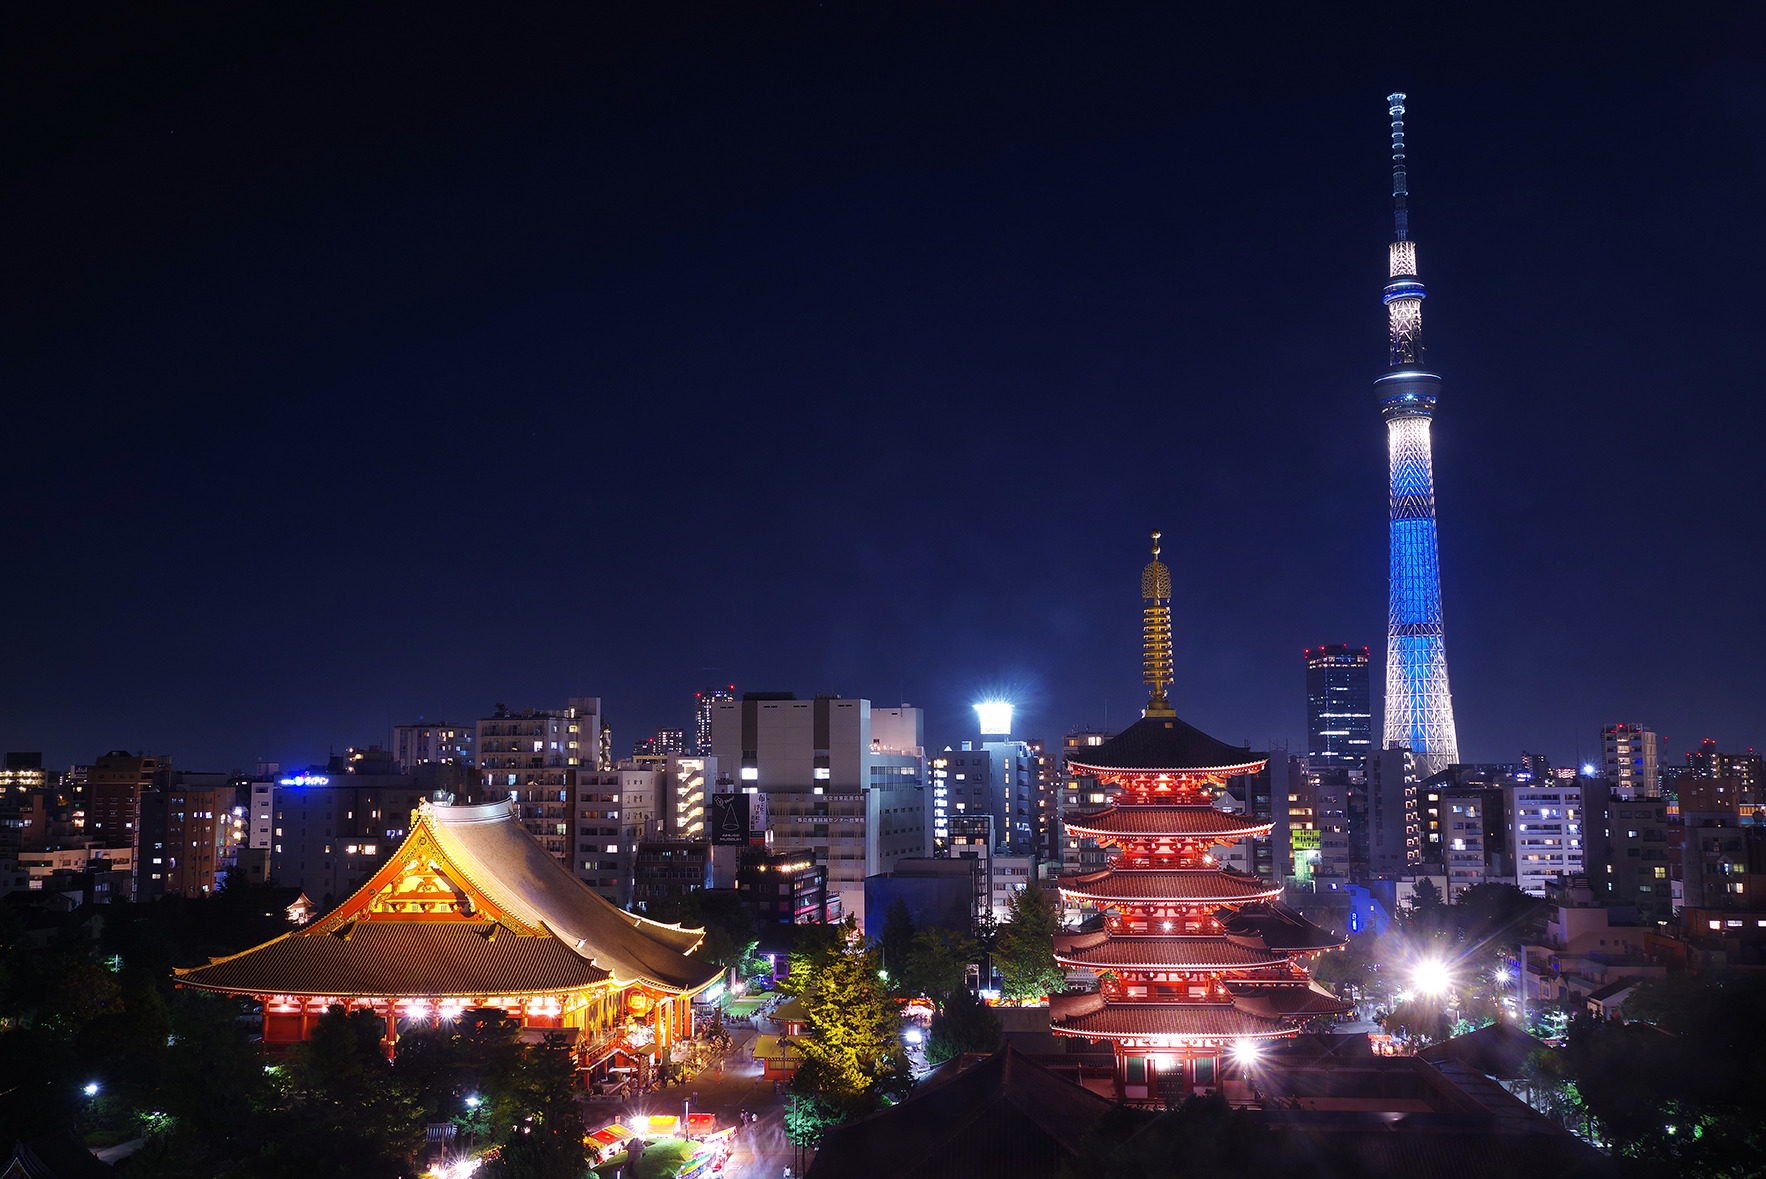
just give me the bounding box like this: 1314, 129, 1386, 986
1, 6, 1761, 774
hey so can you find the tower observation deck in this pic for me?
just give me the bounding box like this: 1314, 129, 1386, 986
1379, 93, 1460, 777
1048, 533, 1346, 1104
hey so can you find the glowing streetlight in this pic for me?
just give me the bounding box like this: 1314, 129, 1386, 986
83, 1082, 100, 1096
1411, 957, 1452, 997
464, 1095, 480, 1109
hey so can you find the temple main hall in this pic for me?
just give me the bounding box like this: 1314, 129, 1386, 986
1049, 533, 1347, 1102
177, 797, 719, 1078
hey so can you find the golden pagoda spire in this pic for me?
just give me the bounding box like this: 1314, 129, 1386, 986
1142, 529, 1174, 716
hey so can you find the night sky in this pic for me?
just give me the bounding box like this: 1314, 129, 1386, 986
3, 2, 1762, 773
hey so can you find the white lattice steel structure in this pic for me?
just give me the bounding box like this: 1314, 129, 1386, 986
1377, 93, 1459, 777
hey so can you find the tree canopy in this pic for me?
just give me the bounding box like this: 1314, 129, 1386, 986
993, 885, 1066, 1004
783, 917, 911, 1146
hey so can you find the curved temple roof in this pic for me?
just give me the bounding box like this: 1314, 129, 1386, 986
1063, 805, 1274, 841
1052, 936, 1289, 972
1057, 868, 1283, 905
177, 799, 719, 998
1064, 715, 1266, 777
1048, 992, 1292, 1041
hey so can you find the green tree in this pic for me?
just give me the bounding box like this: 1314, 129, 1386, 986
900, 926, 978, 1005
924, 985, 1001, 1065
1556, 972, 1766, 1174
249, 1005, 424, 1178
1381, 997, 1452, 1047
994, 885, 1066, 1004
785, 920, 910, 1146
481, 1034, 587, 1179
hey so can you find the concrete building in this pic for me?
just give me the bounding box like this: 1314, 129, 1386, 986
932, 746, 992, 854
1678, 739, 1762, 797
1507, 779, 1591, 897
140, 773, 237, 899
632, 841, 713, 909
1026, 738, 1059, 861
477, 697, 604, 784
1677, 778, 1765, 912
693, 686, 736, 756
1292, 765, 1351, 885
735, 846, 831, 925
709, 693, 926, 922
269, 752, 425, 904
1440, 785, 1505, 896
1305, 645, 1373, 771
1521, 890, 1663, 1009
1601, 723, 1661, 799
389, 722, 475, 770
1601, 798, 1680, 925
1368, 746, 1419, 875
1057, 729, 1114, 878
87, 751, 172, 900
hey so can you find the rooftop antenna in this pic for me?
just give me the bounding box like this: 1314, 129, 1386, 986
1388, 92, 1409, 241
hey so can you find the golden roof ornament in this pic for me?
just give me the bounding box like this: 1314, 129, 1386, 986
1142, 529, 1175, 716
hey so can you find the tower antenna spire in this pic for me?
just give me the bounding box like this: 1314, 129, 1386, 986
1387, 93, 1409, 241
1377, 92, 1459, 777
1141, 530, 1174, 716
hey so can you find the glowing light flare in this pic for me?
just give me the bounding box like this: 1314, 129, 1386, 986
1410, 957, 1452, 997
973, 701, 1014, 736
1231, 1040, 1262, 1065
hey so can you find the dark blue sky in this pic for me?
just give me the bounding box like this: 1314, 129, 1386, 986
2, 2, 1762, 772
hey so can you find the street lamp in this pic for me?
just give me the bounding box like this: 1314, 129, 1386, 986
1411, 957, 1451, 997
83, 1082, 100, 1097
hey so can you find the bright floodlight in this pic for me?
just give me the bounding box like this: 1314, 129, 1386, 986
904, 1027, 924, 1045
1412, 957, 1452, 996
1231, 1040, 1261, 1065
973, 701, 1013, 736
84, 1082, 100, 1096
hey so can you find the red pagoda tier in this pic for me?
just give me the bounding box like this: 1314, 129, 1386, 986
1049, 532, 1347, 1103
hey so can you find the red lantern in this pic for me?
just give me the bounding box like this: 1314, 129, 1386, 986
627, 991, 654, 1016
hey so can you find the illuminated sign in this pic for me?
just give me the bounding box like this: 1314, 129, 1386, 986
1290, 829, 1321, 851
711, 793, 750, 846
278, 775, 330, 787
973, 701, 1013, 736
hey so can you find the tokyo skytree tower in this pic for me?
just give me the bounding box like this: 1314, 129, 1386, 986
1378, 93, 1459, 776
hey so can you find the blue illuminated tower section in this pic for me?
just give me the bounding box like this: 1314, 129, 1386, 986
1378, 93, 1459, 776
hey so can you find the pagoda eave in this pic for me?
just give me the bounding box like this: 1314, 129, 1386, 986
1066, 759, 1266, 779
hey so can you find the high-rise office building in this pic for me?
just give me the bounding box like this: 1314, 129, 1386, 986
1679, 738, 1762, 797
1304, 646, 1373, 770
1377, 94, 1461, 777
708, 693, 926, 922
693, 687, 736, 756
1601, 723, 1661, 799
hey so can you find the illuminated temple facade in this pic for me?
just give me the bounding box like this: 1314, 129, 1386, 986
177, 799, 717, 1077
1049, 534, 1347, 1102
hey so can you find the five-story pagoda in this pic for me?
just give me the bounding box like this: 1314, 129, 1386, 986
1049, 533, 1347, 1103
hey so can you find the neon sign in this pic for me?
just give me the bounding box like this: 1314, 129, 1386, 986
278, 774, 330, 786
